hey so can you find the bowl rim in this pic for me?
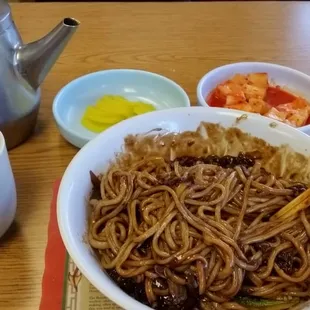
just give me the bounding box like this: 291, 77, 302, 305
52, 68, 191, 146
57, 106, 310, 310
196, 61, 310, 132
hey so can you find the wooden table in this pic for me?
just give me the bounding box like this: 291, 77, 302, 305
1, 2, 310, 309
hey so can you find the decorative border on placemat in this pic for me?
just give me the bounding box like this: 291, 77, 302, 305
62, 254, 79, 310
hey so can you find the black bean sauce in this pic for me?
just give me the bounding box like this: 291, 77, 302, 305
106, 269, 150, 306
175, 153, 256, 169
89, 152, 308, 310
160, 153, 257, 188
274, 250, 297, 275
287, 183, 308, 197
106, 268, 200, 310
89, 171, 101, 200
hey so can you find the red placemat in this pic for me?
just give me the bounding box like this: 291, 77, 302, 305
39, 180, 66, 310
39, 180, 121, 310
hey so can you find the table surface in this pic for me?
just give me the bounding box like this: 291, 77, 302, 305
1, 2, 310, 309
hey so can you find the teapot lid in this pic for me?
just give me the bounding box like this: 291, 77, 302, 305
0, 0, 12, 33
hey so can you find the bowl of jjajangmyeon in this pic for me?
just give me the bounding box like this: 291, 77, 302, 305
57, 107, 310, 310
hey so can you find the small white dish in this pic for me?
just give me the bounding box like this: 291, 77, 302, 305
57, 107, 310, 310
53, 69, 190, 148
197, 62, 310, 134
0, 132, 17, 238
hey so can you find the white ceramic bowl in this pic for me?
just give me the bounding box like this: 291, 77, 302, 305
53, 69, 190, 148
197, 62, 310, 134
57, 107, 310, 310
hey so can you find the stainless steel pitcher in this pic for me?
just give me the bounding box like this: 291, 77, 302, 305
0, 0, 79, 149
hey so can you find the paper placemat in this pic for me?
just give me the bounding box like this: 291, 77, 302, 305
39, 180, 122, 310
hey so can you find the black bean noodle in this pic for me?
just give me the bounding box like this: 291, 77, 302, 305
88, 154, 310, 310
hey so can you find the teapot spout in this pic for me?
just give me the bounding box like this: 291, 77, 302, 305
16, 17, 80, 89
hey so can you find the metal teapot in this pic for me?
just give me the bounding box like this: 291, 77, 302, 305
0, 0, 79, 149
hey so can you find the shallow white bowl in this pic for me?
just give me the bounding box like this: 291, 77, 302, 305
53, 69, 190, 148
57, 107, 310, 310
197, 62, 310, 134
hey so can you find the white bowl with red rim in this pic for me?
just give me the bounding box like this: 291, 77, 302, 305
196, 62, 310, 134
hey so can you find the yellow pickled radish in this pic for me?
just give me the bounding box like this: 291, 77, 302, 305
83, 106, 125, 124
96, 101, 134, 117
132, 102, 156, 115
98, 95, 128, 104
81, 95, 155, 133
81, 117, 112, 133
96, 96, 134, 116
